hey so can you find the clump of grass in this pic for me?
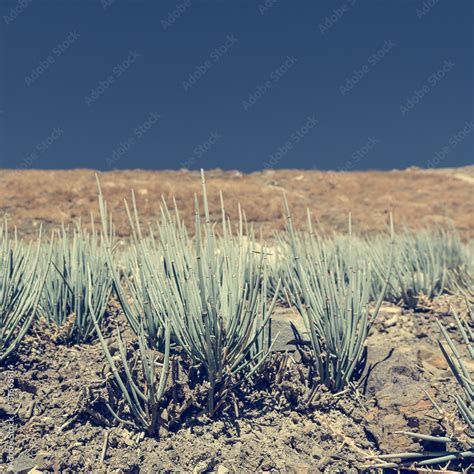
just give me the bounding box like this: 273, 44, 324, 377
269, 226, 470, 310
40, 220, 113, 343
97, 171, 280, 417
91, 293, 171, 436
0, 220, 51, 363
371, 229, 466, 308
284, 201, 394, 392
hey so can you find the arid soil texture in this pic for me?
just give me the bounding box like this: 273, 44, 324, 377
0, 167, 473, 473
0, 296, 470, 473
0, 167, 473, 240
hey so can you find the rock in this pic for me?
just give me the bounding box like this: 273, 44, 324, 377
384, 315, 398, 328
400, 397, 435, 429
376, 384, 423, 410
417, 347, 448, 371
310, 444, 324, 460
270, 308, 308, 352
6, 453, 37, 474
377, 305, 402, 328
381, 413, 405, 428
361, 343, 443, 453
362, 345, 421, 398
214, 465, 230, 474
285, 462, 312, 474
378, 305, 402, 317
193, 460, 213, 473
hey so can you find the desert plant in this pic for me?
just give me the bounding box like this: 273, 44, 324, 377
268, 217, 342, 306
284, 201, 394, 392
96, 191, 170, 350
370, 229, 467, 308
371, 301, 473, 468
438, 303, 473, 432
448, 267, 474, 303
394, 231, 447, 306
270, 227, 470, 309
97, 172, 281, 416
447, 240, 473, 303
90, 273, 171, 436
40, 220, 113, 343
0, 221, 51, 363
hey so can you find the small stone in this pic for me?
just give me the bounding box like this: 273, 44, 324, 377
215, 465, 230, 474
379, 306, 402, 317
418, 348, 449, 371
193, 460, 213, 473
285, 462, 311, 474
311, 444, 323, 459
384, 315, 398, 328
270, 308, 308, 352
7, 453, 37, 474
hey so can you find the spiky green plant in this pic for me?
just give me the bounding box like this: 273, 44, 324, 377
393, 231, 447, 306
284, 200, 394, 392
268, 217, 342, 306
447, 240, 473, 303
448, 267, 474, 303
97, 171, 280, 416
438, 303, 473, 432
270, 228, 470, 308
371, 301, 473, 469
0, 221, 51, 363
40, 220, 113, 343
91, 285, 171, 436
370, 229, 466, 308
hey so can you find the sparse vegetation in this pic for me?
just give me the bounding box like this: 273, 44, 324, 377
40, 220, 113, 343
0, 221, 51, 362
283, 200, 394, 392
92, 303, 171, 436
1, 171, 473, 472
97, 172, 280, 417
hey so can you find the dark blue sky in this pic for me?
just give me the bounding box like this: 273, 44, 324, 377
1, 0, 472, 171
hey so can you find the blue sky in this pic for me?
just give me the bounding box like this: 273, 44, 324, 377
1, 0, 472, 171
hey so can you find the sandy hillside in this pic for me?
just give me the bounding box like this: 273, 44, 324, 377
0, 167, 472, 239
